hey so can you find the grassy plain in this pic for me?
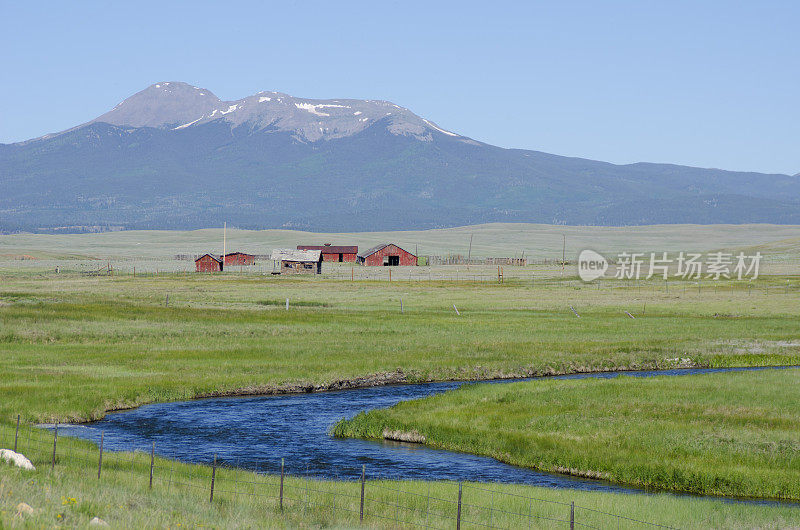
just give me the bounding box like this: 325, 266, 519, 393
1, 222, 800, 526
2, 272, 800, 424
4, 222, 800, 261
335, 369, 800, 500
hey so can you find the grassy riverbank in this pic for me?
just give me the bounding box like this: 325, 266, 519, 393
3, 422, 800, 528
334, 369, 800, 500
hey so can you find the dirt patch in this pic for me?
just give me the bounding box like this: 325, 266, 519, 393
382, 429, 426, 444
195, 370, 412, 399
550, 465, 610, 481
383, 429, 426, 444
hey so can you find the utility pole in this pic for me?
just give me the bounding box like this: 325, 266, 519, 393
561, 234, 566, 276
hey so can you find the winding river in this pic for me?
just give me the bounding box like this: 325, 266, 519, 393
57, 366, 797, 501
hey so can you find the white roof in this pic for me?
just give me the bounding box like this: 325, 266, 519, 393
270, 248, 322, 262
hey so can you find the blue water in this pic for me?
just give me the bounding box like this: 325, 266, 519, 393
55, 366, 797, 502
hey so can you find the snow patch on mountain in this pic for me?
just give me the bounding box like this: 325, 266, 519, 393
295, 103, 331, 116
295, 103, 351, 116
174, 117, 203, 130
422, 118, 458, 137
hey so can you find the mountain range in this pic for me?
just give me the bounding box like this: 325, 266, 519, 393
2, 81, 799, 233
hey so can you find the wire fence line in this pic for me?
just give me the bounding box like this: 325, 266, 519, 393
3, 419, 678, 529
22, 260, 800, 295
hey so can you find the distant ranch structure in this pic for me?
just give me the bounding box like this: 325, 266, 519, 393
358, 244, 417, 266
271, 249, 323, 274
297, 244, 358, 263
195, 254, 223, 272
224, 252, 255, 266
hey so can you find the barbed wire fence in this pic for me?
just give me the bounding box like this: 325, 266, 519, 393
4, 419, 678, 529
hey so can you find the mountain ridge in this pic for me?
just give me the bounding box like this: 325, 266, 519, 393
83, 81, 468, 144
1, 82, 798, 233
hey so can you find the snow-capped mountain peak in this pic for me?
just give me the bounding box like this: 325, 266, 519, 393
91, 82, 464, 142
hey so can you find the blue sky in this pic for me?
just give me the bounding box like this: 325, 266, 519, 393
1, 1, 797, 174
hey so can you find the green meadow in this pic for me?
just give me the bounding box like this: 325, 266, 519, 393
2, 272, 799, 424
1, 224, 800, 526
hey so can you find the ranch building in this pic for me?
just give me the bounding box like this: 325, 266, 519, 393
297, 244, 358, 263
357, 244, 417, 266
195, 254, 223, 272
270, 249, 323, 274
224, 252, 256, 266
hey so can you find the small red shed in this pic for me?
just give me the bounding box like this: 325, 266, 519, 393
297, 244, 358, 263
195, 254, 223, 272
224, 252, 255, 266
357, 244, 417, 266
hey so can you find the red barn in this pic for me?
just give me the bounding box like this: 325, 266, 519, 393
195, 254, 223, 272
357, 244, 417, 266
297, 244, 358, 263
224, 252, 255, 266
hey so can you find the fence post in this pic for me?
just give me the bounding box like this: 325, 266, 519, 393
360, 464, 365, 523
98, 431, 104, 479
570, 501, 575, 530
149, 442, 155, 489
279, 458, 284, 511
210, 454, 217, 502
14, 414, 19, 453
51, 424, 58, 471
285, 298, 289, 311
456, 482, 462, 530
